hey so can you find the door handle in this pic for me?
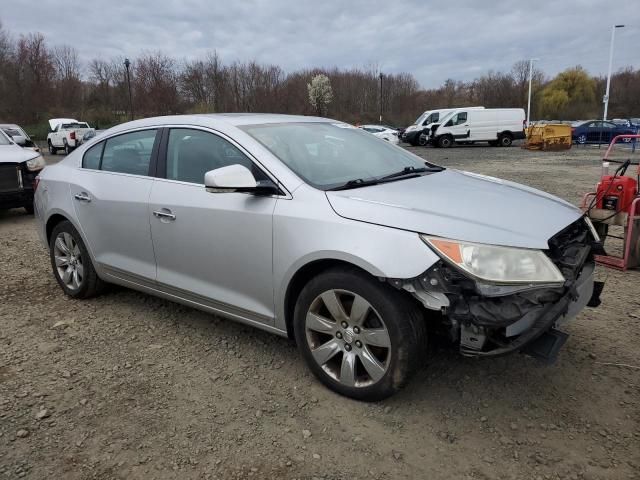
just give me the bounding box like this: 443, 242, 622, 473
74, 193, 91, 202
153, 209, 176, 221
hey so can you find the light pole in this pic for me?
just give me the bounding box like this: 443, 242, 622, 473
603, 24, 624, 121
124, 58, 133, 121
526, 58, 539, 127
379, 73, 383, 123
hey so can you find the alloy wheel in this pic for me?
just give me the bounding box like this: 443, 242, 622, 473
305, 289, 391, 388
53, 232, 84, 290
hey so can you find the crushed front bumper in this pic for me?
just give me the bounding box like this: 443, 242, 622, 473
394, 218, 604, 362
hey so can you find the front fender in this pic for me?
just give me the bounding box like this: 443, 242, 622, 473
272, 187, 439, 330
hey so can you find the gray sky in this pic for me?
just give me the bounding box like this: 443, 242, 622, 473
3, 0, 639, 87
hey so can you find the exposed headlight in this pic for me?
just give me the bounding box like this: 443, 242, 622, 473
421, 235, 565, 285
583, 216, 600, 242
26, 155, 45, 171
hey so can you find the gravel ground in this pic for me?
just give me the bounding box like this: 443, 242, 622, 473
1, 144, 639, 480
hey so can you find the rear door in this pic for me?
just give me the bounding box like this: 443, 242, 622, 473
148, 127, 278, 323
70, 128, 160, 281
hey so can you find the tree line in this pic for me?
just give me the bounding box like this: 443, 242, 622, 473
1, 21, 638, 137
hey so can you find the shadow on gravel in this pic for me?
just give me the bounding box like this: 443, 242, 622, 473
94, 285, 573, 412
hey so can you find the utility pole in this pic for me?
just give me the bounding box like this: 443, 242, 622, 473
379, 73, 383, 123
526, 58, 539, 127
124, 58, 134, 121
603, 25, 624, 121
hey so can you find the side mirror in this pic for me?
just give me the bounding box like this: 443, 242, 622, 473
205, 164, 281, 195
12, 135, 26, 145
205, 164, 257, 192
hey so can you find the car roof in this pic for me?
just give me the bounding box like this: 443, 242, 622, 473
100, 113, 339, 137
0, 124, 22, 129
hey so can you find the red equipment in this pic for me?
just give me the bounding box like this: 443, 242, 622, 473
595, 175, 638, 211
581, 134, 640, 270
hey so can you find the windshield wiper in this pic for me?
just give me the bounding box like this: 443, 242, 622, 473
328, 178, 382, 191
328, 165, 445, 191
379, 165, 444, 180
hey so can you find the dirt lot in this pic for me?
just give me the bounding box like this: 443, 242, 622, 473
1, 144, 639, 480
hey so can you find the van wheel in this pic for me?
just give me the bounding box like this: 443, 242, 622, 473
498, 134, 513, 147
48, 141, 57, 155
438, 135, 453, 148
293, 267, 426, 401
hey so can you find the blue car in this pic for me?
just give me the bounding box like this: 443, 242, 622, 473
571, 120, 637, 144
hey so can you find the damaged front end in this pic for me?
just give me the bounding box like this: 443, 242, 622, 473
391, 218, 604, 363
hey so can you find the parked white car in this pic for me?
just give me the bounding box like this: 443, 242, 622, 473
0, 124, 40, 153
47, 118, 92, 155
430, 108, 526, 148
359, 125, 399, 144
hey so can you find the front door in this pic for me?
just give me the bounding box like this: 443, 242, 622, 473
70, 128, 160, 281
148, 127, 277, 323
444, 111, 470, 141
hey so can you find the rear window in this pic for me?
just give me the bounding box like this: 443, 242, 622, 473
82, 142, 103, 169
81, 129, 158, 175
62, 123, 90, 129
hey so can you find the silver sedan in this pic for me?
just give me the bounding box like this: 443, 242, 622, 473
34, 114, 602, 400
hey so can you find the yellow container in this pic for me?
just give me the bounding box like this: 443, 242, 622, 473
524, 124, 572, 151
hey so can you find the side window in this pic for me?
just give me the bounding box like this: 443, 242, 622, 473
424, 113, 438, 125
101, 129, 157, 176
82, 142, 103, 169
450, 112, 467, 126
166, 128, 266, 184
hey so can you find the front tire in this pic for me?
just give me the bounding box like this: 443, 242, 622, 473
293, 267, 426, 401
63, 140, 72, 155
437, 135, 453, 148
48, 141, 57, 155
418, 133, 428, 146
49, 220, 105, 299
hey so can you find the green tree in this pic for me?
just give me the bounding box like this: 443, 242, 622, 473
539, 66, 597, 119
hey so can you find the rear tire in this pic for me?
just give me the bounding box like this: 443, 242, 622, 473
64, 140, 72, 155
49, 220, 105, 299
498, 133, 513, 147
293, 267, 426, 401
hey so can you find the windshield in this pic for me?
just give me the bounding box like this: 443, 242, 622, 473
0, 130, 12, 145
242, 122, 434, 190
2, 128, 21, 137
414, 111, 429, 125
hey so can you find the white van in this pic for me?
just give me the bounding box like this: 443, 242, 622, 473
430, 108, 526, 148
402, 107, 484, 146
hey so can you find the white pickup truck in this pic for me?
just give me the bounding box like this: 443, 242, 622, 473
47, 118, 93, 155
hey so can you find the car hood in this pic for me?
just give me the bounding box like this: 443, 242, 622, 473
0, 144, 40, 164
48, 118, 77, 130
325, 169, 582, 249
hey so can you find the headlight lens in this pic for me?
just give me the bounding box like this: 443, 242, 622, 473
26, 155, 45, 171
421, 235, 565, 284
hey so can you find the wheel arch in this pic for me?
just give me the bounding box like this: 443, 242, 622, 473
44, 210, 99, 268
282, 258, 381, 340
